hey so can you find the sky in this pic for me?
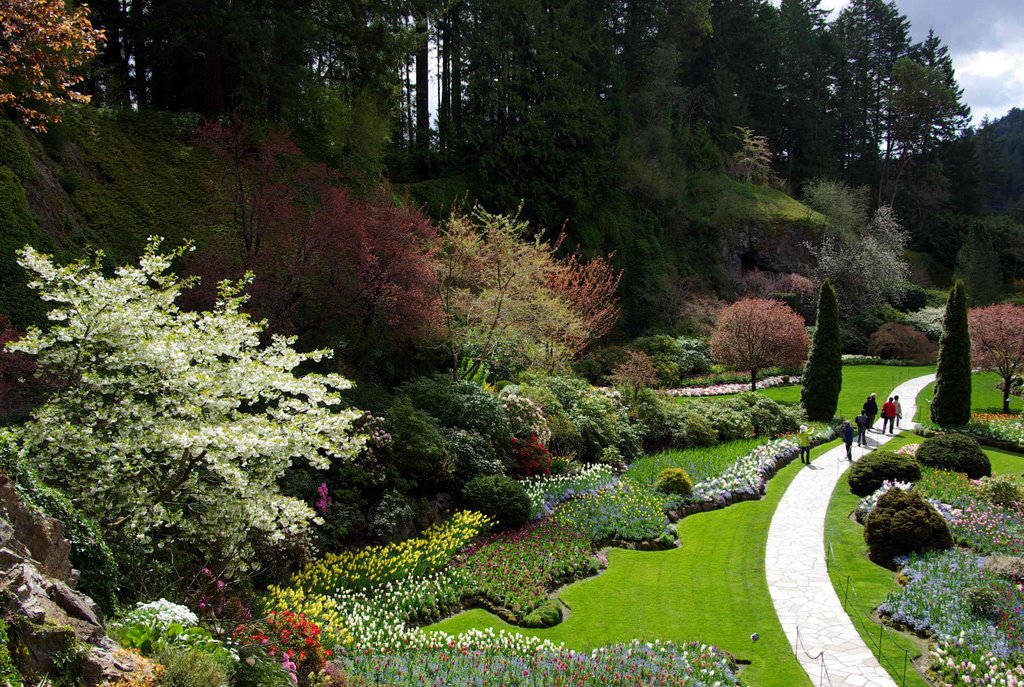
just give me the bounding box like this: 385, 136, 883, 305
815, 0, 1024, 126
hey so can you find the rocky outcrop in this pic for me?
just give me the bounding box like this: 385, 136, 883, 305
721, 222, 820, 286
0, 470, 139, 684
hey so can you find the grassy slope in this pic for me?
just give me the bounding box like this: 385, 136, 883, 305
914, 371, 1024, 423
689, 173, 828, 230
428, 444, 838, 687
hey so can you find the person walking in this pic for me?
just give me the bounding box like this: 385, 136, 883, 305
855, 410, 869, 447
798, 425, 812, 464
894, 395, 903, 429
842, 420, 854, 461
882, 396, 897, 434
863, 393, 878, 432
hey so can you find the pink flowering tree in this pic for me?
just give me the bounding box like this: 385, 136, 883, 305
969, 304, 1024, 413
711, 298, 810, 392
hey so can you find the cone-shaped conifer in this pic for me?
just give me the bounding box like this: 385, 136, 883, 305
931, 281, 972, 426
801, 280, 843, 420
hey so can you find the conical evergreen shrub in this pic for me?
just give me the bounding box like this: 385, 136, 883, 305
931, 281, 972, 426
801, 280, 843, 421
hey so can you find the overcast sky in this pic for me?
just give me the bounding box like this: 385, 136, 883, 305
815, 0, 1024, 126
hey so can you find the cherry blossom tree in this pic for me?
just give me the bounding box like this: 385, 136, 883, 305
4, 239, 365, 576
711, 298, 809, 392
969, 304, 1024, 413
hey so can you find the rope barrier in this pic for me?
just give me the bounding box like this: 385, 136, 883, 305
794, 625, 834, 687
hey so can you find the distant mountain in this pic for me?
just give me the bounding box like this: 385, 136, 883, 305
979, 108, 1024, 216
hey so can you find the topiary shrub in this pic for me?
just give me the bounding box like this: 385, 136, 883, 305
864, 488, 953, 565
801, 280, 842, 421
931, 281, 972, 426
916, 433, 991, 479
846, 449, 922, 496
463, 475, 530, 529
976, 474, 1024, 508
655, 468, 693, 497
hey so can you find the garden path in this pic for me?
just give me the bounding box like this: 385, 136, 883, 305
765, 373, 936, 687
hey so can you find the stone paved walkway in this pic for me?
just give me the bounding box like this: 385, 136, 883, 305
765, 374, 936, 687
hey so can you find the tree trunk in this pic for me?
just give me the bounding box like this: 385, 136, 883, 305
750, 369, 758, 393
415, 2, 430, 152
1004, 376, 1011, 413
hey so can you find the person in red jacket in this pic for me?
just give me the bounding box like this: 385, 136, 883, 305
881, 397, 897, 434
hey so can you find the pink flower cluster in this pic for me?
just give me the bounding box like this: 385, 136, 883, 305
665, 375, 800, 397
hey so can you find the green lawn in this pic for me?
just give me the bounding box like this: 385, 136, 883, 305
825, 431, 1024, 686
914, 371, 1024, 423
703, 365, 934, 418
428, 444, 841, 687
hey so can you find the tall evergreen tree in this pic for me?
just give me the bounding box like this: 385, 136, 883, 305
801, 280, 843, 420
931, 280, 972, 426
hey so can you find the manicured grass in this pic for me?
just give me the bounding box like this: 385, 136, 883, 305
428, 445, 839, 687
914, 371, 1024, 423
700, 365, 934, 417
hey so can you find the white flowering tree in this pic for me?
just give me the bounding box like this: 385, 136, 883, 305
5, 239, 365, 573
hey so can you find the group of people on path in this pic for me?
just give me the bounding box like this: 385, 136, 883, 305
801, 391, 904, 465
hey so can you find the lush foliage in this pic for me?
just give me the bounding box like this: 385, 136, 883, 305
462, 475, 531, 529
5, 241, 365, 579
917, 433, 992, 478
0, 0, 103, 130
846, 449, 922, 496
864, 488, 953, 564
867, 322, 937, 362
802, 280, 843, 421
932, 281, 973, 426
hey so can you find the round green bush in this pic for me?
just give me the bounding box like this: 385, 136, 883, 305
916, 433, 991, 478
846, 449, 922, 496
864, 488, 953, 564
463, 475, 530, 529
655, 468, 693, 497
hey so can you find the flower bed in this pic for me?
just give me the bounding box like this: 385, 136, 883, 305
943, 503, 1024, 556
456, 519, 595, 623
339, 639, 741, 687
690, 437, 800, 502
916, 413, 1024, 452
286, 510, 489, 595
550, 481, 669, 543
523, 465, 618, 520
933, 634, 1024, 687
664, 375, 800, 397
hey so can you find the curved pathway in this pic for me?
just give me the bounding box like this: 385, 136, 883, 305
766, 374, 935, 687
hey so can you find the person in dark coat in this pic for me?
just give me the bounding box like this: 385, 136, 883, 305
842, 420, 855, 461
862, 393, 878, 432
855, 411, 869, 447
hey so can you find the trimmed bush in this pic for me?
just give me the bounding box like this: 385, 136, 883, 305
931, 281, 972, 426
847, 450, 922, 496
801, 280, 843, 421
463, 475, 530, 529
916, 433, 991, 479
867, 322, 937, 362
655, 468, 693, 497
864, 488, 952, 564
522, 599, 562, 628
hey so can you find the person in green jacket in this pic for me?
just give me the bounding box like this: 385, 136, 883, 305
798, 425, 812, 464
